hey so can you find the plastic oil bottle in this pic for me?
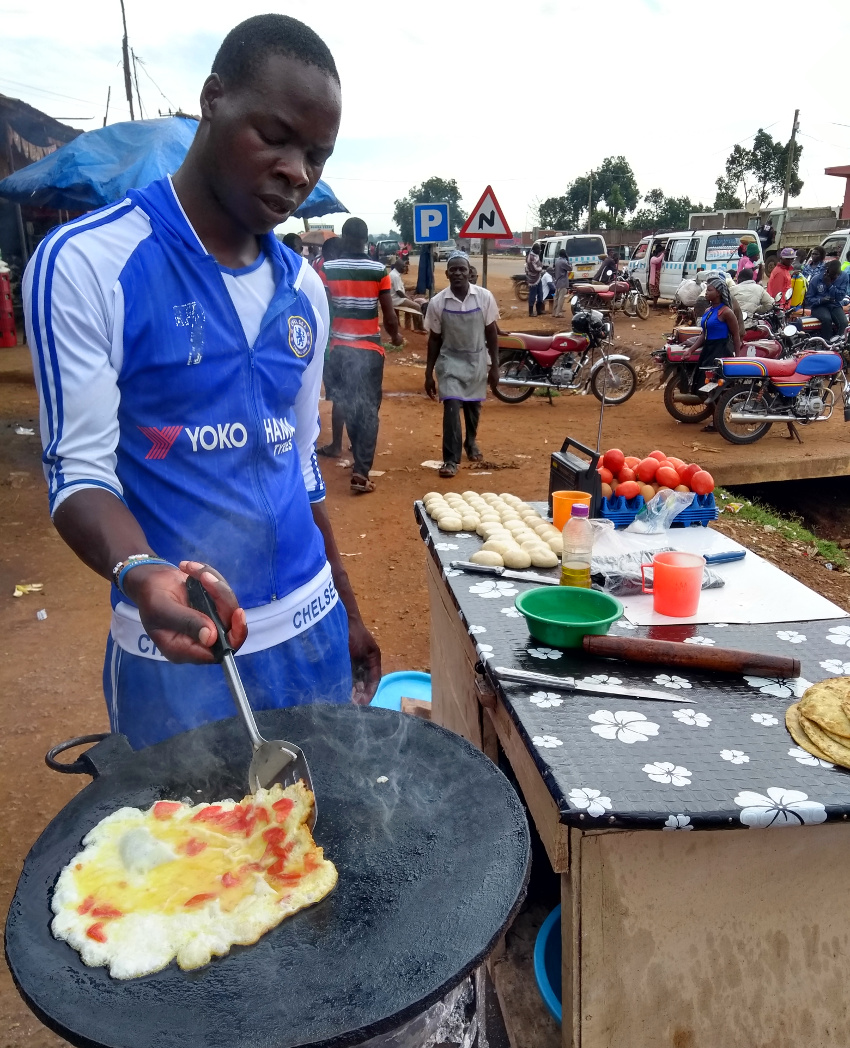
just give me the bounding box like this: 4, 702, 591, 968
560, 503, 593, 588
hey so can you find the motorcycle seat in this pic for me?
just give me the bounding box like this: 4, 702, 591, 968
801, 316, 821, 330
498, 332, 555, 352
571, 282, 608, 292
673, 326, 701, 343
718, 357, 799, 377
795, 352, 843, 376
610, 281, 630, 293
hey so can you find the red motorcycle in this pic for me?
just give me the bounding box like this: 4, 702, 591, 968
494, 308, 637, 405
570, 274, 649, 320
652, 323, 790, 425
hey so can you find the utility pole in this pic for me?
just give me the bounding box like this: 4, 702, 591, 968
120, 0, 135, 120
782, 108, 799, 210
103, 86, 111, 127
586, 170, 593, 233
131, 49, 144, 119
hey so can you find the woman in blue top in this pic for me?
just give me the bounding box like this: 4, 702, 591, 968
687, 277, 741, 430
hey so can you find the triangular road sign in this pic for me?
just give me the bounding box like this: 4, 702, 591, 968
458, 185, 511, 239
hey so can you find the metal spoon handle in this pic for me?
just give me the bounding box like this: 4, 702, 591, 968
186, 577, 265, 750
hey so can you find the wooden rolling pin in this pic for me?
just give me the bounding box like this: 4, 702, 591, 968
583, 634, 801, 679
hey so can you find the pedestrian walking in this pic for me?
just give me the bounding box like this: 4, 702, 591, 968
424, 252, 499, 478
321, 217, 402, 494
552, 249, 570, 317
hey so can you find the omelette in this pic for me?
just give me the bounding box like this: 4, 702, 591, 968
51, 782, 336, 980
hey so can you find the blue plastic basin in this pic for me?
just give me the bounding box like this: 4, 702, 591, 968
370, 671, 432, 711
534, 905, 562, 1025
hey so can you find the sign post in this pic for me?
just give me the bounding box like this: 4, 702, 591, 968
413, 202, 450, 297
458, 185, 511, 289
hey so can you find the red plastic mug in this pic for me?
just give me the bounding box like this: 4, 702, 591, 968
640, 551, 705, 617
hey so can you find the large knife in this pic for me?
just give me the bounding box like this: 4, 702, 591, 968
490, 665, 685, 703
451, 560, 559, 586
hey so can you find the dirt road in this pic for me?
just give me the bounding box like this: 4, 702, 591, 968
1, 265, 848, 1045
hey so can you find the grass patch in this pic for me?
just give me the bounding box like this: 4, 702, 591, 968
715, 488, 848, 569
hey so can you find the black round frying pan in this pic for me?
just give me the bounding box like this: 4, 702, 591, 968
6, 705, 529, 1048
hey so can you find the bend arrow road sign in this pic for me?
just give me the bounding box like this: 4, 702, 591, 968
413, 202, 450, 243
458, 186, 510, 239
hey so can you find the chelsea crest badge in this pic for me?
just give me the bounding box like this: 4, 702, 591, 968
288, 316, 313, 358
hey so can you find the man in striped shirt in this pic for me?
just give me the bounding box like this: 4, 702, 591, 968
321, 217, 402, 494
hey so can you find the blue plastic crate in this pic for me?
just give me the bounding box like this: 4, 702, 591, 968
599, 492, 718, 529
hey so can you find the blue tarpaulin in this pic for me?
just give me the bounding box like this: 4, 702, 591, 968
0, 116, 347, 219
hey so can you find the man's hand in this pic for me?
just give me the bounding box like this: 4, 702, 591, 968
425, 372, 437, 400
348, 615, 382, 704
489, 359, 500, 391
123, 560, 247, 664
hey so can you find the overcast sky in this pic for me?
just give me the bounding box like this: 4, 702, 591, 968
3, 0, 849, 236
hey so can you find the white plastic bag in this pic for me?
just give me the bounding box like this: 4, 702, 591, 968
625, 488, 694, 534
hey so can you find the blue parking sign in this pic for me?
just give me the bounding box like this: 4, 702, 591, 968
413, 202, 449, 244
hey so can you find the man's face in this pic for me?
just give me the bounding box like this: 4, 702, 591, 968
447, 260, 470, 291
201, 53, 341, 235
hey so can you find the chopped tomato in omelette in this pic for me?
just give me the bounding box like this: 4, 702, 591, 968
51, 782, 336, 980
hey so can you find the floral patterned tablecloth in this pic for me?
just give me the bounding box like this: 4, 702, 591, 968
416, 502, 850, 831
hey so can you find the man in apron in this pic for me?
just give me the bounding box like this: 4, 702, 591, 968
424, 252, 499, 478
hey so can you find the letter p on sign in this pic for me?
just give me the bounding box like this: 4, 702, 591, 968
413, 202, 449, 244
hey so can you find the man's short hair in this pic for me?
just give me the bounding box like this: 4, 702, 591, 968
341, 217, 368, 242
212, 14, 339, 90
282, 232, 303, 253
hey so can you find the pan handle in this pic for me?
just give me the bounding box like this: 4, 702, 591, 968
45, 733, 133, 777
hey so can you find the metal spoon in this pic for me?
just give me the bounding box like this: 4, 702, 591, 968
186, 577, 316, 827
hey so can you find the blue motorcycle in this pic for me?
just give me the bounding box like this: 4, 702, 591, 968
712, 347, 849, 445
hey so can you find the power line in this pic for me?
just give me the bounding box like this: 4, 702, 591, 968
0, 74, 132, 116
134, 56, 177, 112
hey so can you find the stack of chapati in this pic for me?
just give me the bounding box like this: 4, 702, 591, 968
787, 679, 850, 766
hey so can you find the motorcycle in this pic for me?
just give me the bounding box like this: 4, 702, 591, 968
494, 308, 637, 406
712, 348, 850, 445
511, 274, 529, 301
570, 271, 649, 320
652, 317, 792, 425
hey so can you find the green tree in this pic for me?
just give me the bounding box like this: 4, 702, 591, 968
594, 156, 639, 223
392, 177, 466, 244
627, 191, 708, 231
717, 131, 803, 207
713, 179, 743, 211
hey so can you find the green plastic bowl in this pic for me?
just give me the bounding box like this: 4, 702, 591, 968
515, 587, 624, 649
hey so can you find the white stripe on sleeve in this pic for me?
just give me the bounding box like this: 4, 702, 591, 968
292, 260, 328, 502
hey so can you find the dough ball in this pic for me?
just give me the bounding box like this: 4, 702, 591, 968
502, 520, 525, 534
423, 491, 443, 503
481, 492, 499, 502
515, 529, 539, 543
482, 540, 513, 556
470, 550, 503, 567
546, 535, 564, 555
529, 546, 559, 569
461, 515, 479, 530
520, 539, 544, 552
461, 490, 479, 500
501, 547, 532, 570
500, 511, 520, 522
439, 515, 463, 532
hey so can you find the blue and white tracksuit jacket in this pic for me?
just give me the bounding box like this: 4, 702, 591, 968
24, 176, 350, 748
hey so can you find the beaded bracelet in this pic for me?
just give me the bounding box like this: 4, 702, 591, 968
113, 555, 178, 597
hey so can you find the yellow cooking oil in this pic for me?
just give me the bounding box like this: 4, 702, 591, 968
559, 560, 591, 588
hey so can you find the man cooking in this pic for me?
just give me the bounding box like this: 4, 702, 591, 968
424, 252, 499, 479
23, 14, 380, 749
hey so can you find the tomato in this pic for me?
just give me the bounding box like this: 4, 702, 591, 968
179, 837, 207, 857
678, 463, 701, 488
598, 466, 613, 485
255, 807, 270, 825
624, 456, 641, 469
192, 805, 223, 823
153, 801, 182, 820
666, 457, 687, 470
86, 923, 107, 943
183, 893, 218, 908
636, 457, 659, 482
617, 481, 641, 501
656, 465, 681, 488
262, 826, 287, 844
272, 798, 295, 822
602, 448, 625, 473
221, 871, 242, 889
270, 872, 302, 887
77, 895, 95, 916
691, 470, 715, 495
600, 482, 613, 499
649, 450, 667, 462
303, 853, 321, 873
617, 467, 636, 484
91, 904, 123, 919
